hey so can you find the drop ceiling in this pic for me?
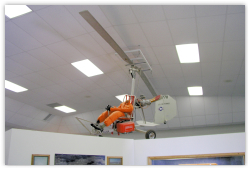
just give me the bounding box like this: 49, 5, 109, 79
5, 5, 245, 133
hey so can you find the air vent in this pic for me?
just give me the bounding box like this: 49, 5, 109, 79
43, 114, 54, 121
47, 103, 62, 108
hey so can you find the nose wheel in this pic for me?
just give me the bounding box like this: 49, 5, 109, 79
145, 130, 156, 139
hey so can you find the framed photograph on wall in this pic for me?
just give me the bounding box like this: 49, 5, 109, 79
148, 152, 245, 165
31, 154, 50, 165
107, 156, 123, 165
54, 154, 105, 165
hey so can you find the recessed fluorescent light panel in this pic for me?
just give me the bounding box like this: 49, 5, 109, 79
187, 86, 203, 96
176, 43, 200, 63
71, 59, 103, 77
5, 80, 28, 92
54, 105, 76, 113
115, 94, 128, 102
5, 5, 32, 19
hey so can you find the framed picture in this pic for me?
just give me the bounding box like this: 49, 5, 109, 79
31, 154, 50, 165
107, 156, 123, 165
148, 152, 245, 165
54, 154, 105, 165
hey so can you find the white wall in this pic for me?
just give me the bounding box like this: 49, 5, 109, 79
134, 132, 245, 165
5, 130, 12, 165
6, 129, 134, 165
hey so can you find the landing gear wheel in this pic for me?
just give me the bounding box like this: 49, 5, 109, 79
145, 130, 156, 139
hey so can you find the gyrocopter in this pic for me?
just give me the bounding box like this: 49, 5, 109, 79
75, 10, 177, 139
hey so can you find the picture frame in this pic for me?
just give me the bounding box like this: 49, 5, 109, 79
148, 152, 245, 165
107, 156, 123, 165
31, 154, 50, 165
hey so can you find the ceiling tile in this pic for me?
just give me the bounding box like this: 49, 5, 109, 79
65, 5, 112, 33
100, 5, 137, 25
235, 75, 245, 86
60, 81, 85, 94
47, 40, 87, 63
201, 62, 221, 76
227, 5, 245, 14
90, 55, 121, 74
33, 88, 60, 99
73, 78, 102, 91
140, 21, 174, 46
89, 74, 117, 88
11, 12, 64, 45
175, 97, 192, 117
181, 63, 202, 77
232, 112, 245, 123
26, 119, 48, 130
219, 75, 238, 87
44, 84, 75, 97
232, 86, 245, 96
222, 41, 245, 61
218, 86, 234, 96
5, 21, 43, 51
185, 76, 203, 87
202, 86, 219, 96
197, 15, 226, 43
224, 13, 245, 41
140, 47, 159, 65
131, 5, 165, 23
27, 5, 50, 11
42, 123, 59, 133
102, 85, 126, 96
169, 87, 189, 96
68, 34, 107, 58
220, 60, 242, 75
114, 24, 150, 48
7, 114, 33, 127
193, 115, 206, 126
53, 64, 87, 81
148, 77, 170, 89
9, 52, 49, 72
33, 110, 50, 121
204, 97, 219, 115
180, 117, 193, 127
5, 40, 23, 57
199, 42, 223, 62
202, 75, 220, 87
167, 76, 186, 88
153, 46, 180, 64
218, 96, 233, 114
163, 5, 195, 20
5, 58, 33, 76
22, 73, 55, 87
232, 96, 245, 112
5, 97, 25, 113
90, 31, 114, 54
219, 113, 233, 124
168, 18, 198, 44
162, 63, 184, 78
16, 104, 39, 118
206, 114, 219, 125
146, 64, 166, 79
5, 110, 16, 121
195, 5, 227, 17
37, 68, 71, 84
28, 47, 68, 67
36, 5, 87, 39
106, 70, 131, 85
190, 97, 205, 116
5, 70, 19, 79
7, 76, 41, 90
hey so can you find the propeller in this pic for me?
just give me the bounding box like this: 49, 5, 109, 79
79, 10, 157, 97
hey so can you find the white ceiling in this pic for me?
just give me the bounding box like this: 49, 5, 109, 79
5, 5, 245, 134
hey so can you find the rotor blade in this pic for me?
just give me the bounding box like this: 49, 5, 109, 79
136, 67, 157, 96
79, 10, 132, 64
79, 10, 157, 96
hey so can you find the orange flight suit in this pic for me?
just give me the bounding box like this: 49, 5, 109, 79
97, 101, 133, 127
